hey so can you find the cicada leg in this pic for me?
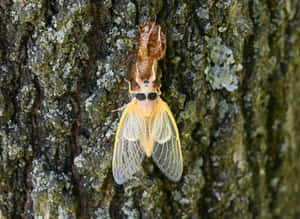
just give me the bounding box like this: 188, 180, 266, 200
125, 79, 136, 94
157, 84, 162, 96
120, 48, 138, 66
111, 104, 128, 112
112, 79, 134, 112
135, 63, 143, 84
125, 37, 140, 41
148, 62, 156, 83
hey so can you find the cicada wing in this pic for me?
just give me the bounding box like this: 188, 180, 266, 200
121, 105, 144, 141
151, 100, 183, 182
113, 102, 146, 184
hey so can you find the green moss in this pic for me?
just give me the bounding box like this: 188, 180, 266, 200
11, 0, 43, 24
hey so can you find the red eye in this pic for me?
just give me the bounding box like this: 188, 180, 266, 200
153, 84, 157, 88
135, 84, 140, 89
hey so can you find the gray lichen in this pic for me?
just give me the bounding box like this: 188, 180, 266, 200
204, 36, 242, 92
31, 158, 77, 218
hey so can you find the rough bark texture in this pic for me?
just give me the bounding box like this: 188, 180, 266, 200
0, 0, 300, 218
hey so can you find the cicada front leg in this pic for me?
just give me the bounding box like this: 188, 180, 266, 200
120, 48, 139, 66
112, 79, 134, 112
148, 62, 157, 83
125, 78, 136, 94
157, 84, 162, 96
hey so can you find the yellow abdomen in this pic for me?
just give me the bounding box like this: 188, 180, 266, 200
140, 136, 154, 157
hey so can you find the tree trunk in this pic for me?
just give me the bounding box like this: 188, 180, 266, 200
0, 0, 300, 218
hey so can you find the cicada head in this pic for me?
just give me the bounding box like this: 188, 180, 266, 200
134, 80, 160, 118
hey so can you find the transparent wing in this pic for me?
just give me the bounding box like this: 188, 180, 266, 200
113, 102, 145, 184
151, 100, 183, 182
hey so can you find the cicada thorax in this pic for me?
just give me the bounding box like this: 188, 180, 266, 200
133, 80, 160, 118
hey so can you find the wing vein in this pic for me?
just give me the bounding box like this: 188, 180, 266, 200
151, 101, 183, 182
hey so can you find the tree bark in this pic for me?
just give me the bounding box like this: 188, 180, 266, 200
0, 0, 300, 218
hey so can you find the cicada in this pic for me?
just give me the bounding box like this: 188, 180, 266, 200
112, 75, 183, 184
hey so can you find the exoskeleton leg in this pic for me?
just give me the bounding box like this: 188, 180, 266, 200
157, 84, 162, 95
125, 79, 136, 94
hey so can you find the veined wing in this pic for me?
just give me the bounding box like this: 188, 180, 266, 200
112, 102, 146, 184
151, 100, 183, 182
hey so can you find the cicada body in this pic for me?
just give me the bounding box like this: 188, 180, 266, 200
112, 80, 183, 184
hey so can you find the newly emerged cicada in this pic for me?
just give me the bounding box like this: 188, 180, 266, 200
112, 72, 183, 184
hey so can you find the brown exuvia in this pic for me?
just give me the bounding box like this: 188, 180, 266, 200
123, 21, 166, 84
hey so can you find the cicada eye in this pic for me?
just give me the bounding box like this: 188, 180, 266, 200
136, 93, 146, 101
148, 92, 157, 100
